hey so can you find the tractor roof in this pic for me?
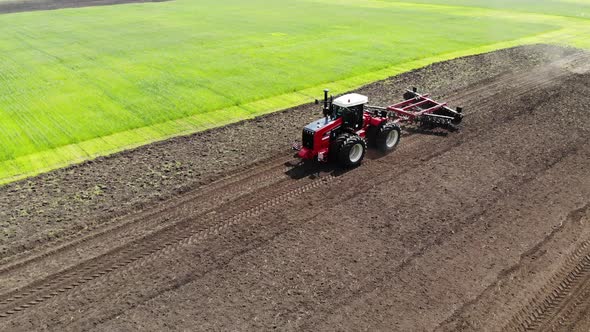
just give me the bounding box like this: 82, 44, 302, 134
333, 93, 368, 108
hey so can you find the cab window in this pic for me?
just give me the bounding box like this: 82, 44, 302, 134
333, 105, 345, 118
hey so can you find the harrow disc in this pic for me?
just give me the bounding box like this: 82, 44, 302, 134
416, 114, 458, 131
434, 107, 463, 125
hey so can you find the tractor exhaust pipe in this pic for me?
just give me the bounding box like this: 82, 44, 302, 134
323, 89, 330, 117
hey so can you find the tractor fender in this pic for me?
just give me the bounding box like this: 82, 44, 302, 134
365, 119, 388, 146
368, 116, 387, 127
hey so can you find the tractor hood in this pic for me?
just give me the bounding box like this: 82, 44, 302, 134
304, 117, 334, 132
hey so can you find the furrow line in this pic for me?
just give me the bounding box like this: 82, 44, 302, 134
503, 239, 590, 332
455, 69, 566, 111
448, 52, 589, 105
547, 278, 590, 331
0, 156, 292, 275
448, 53, 588, 110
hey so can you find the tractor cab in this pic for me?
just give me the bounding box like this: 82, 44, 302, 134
331, 93, 368, 130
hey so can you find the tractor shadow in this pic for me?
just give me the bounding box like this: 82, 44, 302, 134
404, 126, 450, 137
284, 150, 393, 180
284, 156, 351, 180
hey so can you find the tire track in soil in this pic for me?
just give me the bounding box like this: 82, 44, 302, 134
447, 52, 590, 107
503, 205, 590, 332
0, 125, 426, 319
299, 138, 585, 332
448, 52, 590, 112
0, 119, 462, 320
0, 114, 437, 294
0, 155, 292, 275
16, 130, 459, 329
298, 56, 588, 330
0, 170, 343, 318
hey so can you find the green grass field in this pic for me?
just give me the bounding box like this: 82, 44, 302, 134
0, 0, 589, 184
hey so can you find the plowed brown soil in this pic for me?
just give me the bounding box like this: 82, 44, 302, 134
0, 44, 589, 331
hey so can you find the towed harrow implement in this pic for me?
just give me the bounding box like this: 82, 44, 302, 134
367, 87, 463, 131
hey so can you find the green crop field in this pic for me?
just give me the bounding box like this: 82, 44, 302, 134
388, 0, 590, 19
0, 0, 589, 184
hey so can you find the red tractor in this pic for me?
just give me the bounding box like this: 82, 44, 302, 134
293, 88, 463, 167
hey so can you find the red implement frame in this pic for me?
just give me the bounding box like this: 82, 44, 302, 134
386, 91, 449, 123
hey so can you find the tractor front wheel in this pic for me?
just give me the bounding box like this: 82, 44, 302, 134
376, 123, 401, 153
338, 135, 366, 167
329, 133, 351, 161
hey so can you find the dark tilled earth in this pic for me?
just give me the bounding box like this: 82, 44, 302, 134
0, 0, 167, 14
0, 44, 589, 331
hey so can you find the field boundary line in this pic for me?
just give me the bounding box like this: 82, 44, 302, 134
1, 27, 580, 186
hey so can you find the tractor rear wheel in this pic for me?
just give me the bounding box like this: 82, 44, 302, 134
337, 135, 366, 167
376, 122, 401, 152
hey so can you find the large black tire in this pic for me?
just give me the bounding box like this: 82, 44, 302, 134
329, 132, 351, 161
365, 125, 378, 147
337, 135, 366, 168
376, 122, 402, 153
